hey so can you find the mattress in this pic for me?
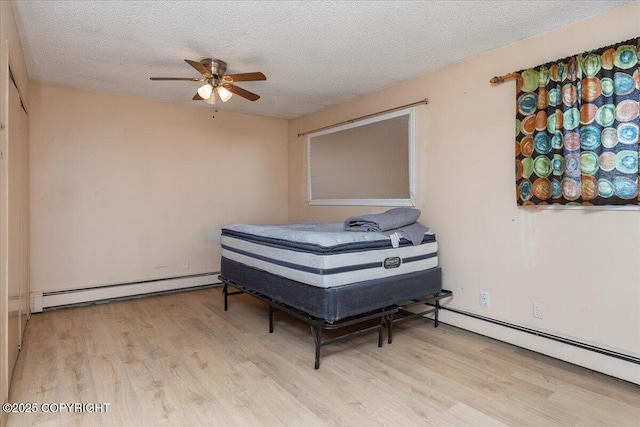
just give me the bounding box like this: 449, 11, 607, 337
220, 222, 438, 288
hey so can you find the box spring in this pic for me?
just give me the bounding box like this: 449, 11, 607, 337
221, 257, 442, 322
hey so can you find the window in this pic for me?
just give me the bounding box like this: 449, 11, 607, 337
307, 107, 415, 206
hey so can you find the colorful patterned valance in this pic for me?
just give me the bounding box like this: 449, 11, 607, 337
515, 37, 639, 206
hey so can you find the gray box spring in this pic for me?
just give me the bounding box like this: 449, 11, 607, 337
221, 257, 442, 322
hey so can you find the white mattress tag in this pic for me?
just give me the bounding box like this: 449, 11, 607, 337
390, 232, 400, 248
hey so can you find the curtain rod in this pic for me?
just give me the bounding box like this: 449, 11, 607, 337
489, 72, 519, 85
297, 98, 429, 137
490, 36, 640, 85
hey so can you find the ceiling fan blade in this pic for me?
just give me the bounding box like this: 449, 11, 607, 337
193, 92, 203, 101
222, 72, 267, 83
223, 83, 260, 101
184, 59, 212, 78
150, 77, 204, 81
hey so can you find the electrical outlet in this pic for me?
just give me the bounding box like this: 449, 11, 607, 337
533, 302, 543, 319
480, 291, 490, 307
182, 260, 190, 270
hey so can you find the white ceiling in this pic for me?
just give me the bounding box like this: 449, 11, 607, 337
12, 0, 633, 120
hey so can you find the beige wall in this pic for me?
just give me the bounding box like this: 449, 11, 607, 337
30, 82, 288, 293
289, 0, 640, 367
1, 0, 30, 419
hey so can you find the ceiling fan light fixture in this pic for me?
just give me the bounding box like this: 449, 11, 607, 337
150, 58, 265, 113
217, 86, 233, 102
197, 83, 213, 99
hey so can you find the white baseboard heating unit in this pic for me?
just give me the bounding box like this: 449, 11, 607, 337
439, 307, 640, 385
31, 272, 220, 313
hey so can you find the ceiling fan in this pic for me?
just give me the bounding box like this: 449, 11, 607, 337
150, 58, 266, 116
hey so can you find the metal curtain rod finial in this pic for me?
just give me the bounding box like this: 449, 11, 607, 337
489, 72, 519, 85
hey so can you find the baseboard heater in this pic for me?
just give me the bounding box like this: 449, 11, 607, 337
31, 272, 221, 312
442, 307, 639, 364
438, 306, 640, 385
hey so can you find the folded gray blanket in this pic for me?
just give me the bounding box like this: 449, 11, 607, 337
343, 208, 428, 245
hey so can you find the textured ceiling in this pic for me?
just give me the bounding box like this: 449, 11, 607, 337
12, 0, 633, 120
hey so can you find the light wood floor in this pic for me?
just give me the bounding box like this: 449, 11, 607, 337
7, 287, 640, 426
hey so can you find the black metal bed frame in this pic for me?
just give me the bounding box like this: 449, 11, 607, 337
220, 275, 452, 369
387, 291, 453, 344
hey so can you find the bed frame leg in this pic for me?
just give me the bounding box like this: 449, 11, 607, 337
310, 325, 322, 369
378, 316, 384, 347
434, 300, 440, 328
223, 282, 228, 311
387, 313, 394, 344
269, 303, 275, 333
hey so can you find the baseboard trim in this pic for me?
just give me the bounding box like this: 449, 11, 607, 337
31, 272, 221, 312
438, 307, 640, 385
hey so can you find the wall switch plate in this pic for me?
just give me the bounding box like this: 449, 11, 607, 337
533, 302, 543, 319
480, 291, 490, 307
